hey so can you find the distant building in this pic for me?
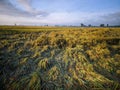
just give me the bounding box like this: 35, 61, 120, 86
100, 24, 105, 27
107, 24, 109, 27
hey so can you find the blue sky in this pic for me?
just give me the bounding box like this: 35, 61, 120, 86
0, 0, 120, 26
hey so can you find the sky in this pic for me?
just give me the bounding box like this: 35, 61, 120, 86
0, 0, 120, 26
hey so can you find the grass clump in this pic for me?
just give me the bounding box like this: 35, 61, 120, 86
0, 26, 120, 90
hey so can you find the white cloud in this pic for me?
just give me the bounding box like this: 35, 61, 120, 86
0, 0, 120, 26
16, 0, 48, 16
0, 0, 120, 25
17, 0, 33, 12
0, 11, 113, 25
38, 12, 106, 25
0, 0, 48, 18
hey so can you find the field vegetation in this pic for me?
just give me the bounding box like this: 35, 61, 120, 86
0, 26, 120, 90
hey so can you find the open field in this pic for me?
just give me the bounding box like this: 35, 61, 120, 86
0, 26, 120, 90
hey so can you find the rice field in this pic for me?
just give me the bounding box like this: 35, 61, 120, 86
0, 26, 120, 90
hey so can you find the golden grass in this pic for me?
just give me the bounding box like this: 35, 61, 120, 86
0, 26, 120, 90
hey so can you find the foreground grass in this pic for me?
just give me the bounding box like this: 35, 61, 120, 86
0, 26, 120, 90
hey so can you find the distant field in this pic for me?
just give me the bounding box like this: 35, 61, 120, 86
0, 26, 120, 90
0, 26, 82, 32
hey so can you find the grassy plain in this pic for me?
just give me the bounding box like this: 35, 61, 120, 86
0, 26, 120, 90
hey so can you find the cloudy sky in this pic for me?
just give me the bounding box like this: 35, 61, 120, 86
0, 0, 120, 26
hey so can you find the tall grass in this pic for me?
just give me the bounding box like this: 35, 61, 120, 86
0, 26, 120, 90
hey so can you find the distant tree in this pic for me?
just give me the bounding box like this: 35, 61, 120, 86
44, 24, 48, 26
88, 24, 92, 27
81, 23, 84, 27
55, 25, 59, 27
100, 24, 105, 27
